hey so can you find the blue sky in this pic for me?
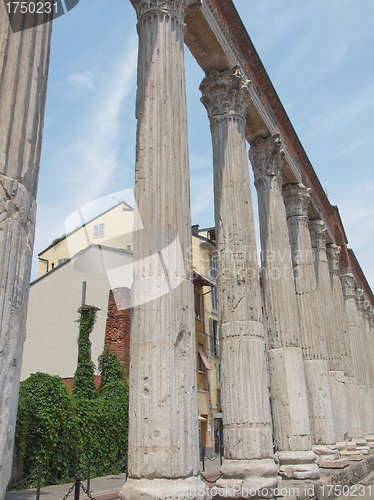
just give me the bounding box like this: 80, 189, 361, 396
33, 0, 374, 288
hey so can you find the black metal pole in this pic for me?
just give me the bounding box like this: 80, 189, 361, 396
36, 461, 42, 500
87, 457, 91, 492
75, 476, 80, 500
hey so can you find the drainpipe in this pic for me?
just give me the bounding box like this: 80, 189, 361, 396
38, 257, 49, 273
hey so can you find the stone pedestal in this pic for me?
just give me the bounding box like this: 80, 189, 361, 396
0, 10, 52, 499
120, 1, 204, 498
282, 185, 336, 448
200, 67, 277, 496
249, 136, 318, 480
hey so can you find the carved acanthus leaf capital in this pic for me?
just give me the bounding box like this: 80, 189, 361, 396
248, 134, 285, 186
199, 66, 251, 121
283, 183, 311, 220
364, 300, 371, 318
356, 288, 365, 310
326, 244, 341, 275
131, 0, 199, 22
308, 219, 327, 250
340, 272, 356, 299
370, 310, 374, 328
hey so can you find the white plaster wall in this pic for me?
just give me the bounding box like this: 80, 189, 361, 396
22, 247, 133, 381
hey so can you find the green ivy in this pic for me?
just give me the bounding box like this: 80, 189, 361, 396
98, 346, 126, 388
15, 373, 80, 486
72, 306, 97, 399
14, 344, 129, 488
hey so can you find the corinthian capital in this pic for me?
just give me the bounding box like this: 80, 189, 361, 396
283, 183, 311, 220
131, 0, 198, 21
248, 134, 285, 186
199, 66, 251, 121
364, 300, 371, 318
356, 288, 365, 310
326, 244, 341, 276
340, 272, 356, 299
309, 219, 327, 250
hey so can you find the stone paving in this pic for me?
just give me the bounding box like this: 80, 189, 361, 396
5, 458, 222, 500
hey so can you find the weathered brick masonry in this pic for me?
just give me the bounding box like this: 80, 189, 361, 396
104, 287, 131, 379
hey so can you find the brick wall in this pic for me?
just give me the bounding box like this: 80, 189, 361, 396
104, 287, 131, 379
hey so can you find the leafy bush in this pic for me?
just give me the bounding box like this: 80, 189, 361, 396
14, 342, 129, 488
15, 373, 79, 486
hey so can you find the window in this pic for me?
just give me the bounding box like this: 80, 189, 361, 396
198, 344, 211, 372
209, 253, 217, 279
210, 318, 218, 357
57, 258, 69, 266
216, 363, 221, 389
211, 285, 217, 311
194, 291, 201, 319
198, 344, 206, 373
93, 223, 105, 239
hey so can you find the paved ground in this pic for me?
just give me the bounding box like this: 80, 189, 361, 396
5, 457, 221, 500
7, 458, 374, 500
335, 469, 374, 500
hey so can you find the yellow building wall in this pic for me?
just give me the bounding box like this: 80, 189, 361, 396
38, 203, 134, 277
192, 233, 221, 455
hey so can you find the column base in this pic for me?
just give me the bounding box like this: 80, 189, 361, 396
120, 476, 207, 500
276, 451, 320, 480
312, 445, 339, 463
214, 459, 278, 499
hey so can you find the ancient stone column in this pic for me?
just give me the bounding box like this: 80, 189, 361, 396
340, 273, 366, 439
200, 67, 278, 496
120, 1, 204, 498
282, 189, 337, 460
363, 300, 374, 435
326, 244, 356, 442
0, 9, 52, 499
249, 136, 319, 480
356, 292, 374, 436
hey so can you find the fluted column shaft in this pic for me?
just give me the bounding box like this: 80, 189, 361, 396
121, 3, 203, 498
340, 274, 366, 438
0, 8, 52, 499
356, 293, 374, 434
249, 137, 316, 476
326, 245, 354, 377
282, 188, 336, 447
307, 219, 351, 444
199, 67, 277, 494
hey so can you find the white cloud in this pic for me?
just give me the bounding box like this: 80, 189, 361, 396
32, 37, 138, 279
338, 179, 374, 287
67, 71, 95, 91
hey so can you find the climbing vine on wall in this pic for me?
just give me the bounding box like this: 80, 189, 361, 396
13, 306, 129, 489
72, 305, 97, 399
